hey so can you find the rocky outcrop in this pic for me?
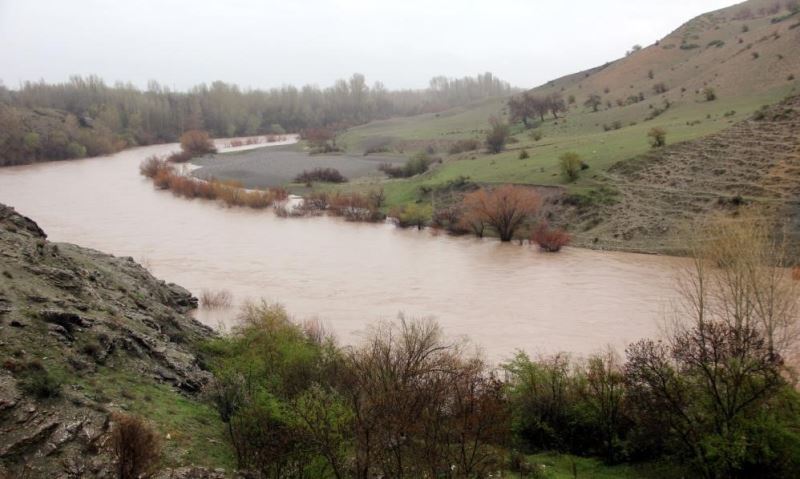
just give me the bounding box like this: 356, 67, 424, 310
0, 203, 216, 477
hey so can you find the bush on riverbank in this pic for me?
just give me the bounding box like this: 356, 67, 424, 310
462, 185, 541, 241
167, 130, 217, 163
139, 155, 170, 178
328, 192, 385, 222
139, 157, 286, 209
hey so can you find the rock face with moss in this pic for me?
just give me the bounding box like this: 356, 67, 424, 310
0, 203, 219, 477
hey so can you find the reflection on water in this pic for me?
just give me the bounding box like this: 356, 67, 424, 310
0, 142, 686, 361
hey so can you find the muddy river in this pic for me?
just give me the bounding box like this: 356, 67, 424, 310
0, 140, 686, 361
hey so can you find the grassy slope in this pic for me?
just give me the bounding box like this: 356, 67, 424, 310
78, 368, 235, 469
337, 0, 800, 211
516, 453, 682, 479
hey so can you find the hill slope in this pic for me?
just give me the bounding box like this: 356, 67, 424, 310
333, 0, 800, 250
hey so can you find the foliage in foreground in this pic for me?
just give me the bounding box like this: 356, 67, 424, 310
199, 216, 800, 479
203, 303, 509, 478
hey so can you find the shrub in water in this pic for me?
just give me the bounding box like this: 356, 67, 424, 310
531, 222, 571, 252
200, 289, 234, 309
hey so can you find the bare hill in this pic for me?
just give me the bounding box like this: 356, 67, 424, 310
530, 0, 800, 109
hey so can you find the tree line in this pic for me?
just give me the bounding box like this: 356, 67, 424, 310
0, 73, 516, 166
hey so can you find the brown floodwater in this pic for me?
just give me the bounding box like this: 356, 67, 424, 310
0, 141, 688, 362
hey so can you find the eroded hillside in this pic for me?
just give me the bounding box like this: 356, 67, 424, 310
574, 94, 800, 251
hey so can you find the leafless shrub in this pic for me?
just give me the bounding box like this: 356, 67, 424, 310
531, 222, 571, 252
110, 413, 161, 479
200, 289, 233, 309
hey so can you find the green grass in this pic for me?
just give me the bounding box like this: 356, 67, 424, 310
335, 84, 795, 210
512, 453, 682, 479
81, 368, 235, 470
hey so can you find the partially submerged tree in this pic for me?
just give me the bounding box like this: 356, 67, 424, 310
179, 129, 216, 156
462, 185, 541, 241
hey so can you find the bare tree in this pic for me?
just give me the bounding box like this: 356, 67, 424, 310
676, 214, 799, 354
463, 185, 541, 241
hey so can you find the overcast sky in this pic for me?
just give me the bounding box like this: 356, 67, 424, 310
0, 0, 740, 91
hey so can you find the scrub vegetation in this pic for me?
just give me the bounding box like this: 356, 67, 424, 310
187, 215, 799, 479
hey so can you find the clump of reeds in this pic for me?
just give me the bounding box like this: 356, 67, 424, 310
139, 156, 172, 178
199, 289, 233, 309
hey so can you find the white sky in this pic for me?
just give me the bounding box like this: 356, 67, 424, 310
0, 0, 741, 91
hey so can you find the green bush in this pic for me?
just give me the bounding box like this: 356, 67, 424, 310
485, 116, 510, 153
391, 203, 432, 229
379, 152, 435, 178
647, 127, 666, 147
559, 152, 583, 182
21, 365, 62, 398
66, 141, 87, 158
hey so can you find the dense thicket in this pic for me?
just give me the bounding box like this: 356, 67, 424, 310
0, 73, 515, 165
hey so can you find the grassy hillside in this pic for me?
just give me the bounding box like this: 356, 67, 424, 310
335, 0, 800, 249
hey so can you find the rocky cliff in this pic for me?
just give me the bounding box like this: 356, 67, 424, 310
0, 203, 226, 477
